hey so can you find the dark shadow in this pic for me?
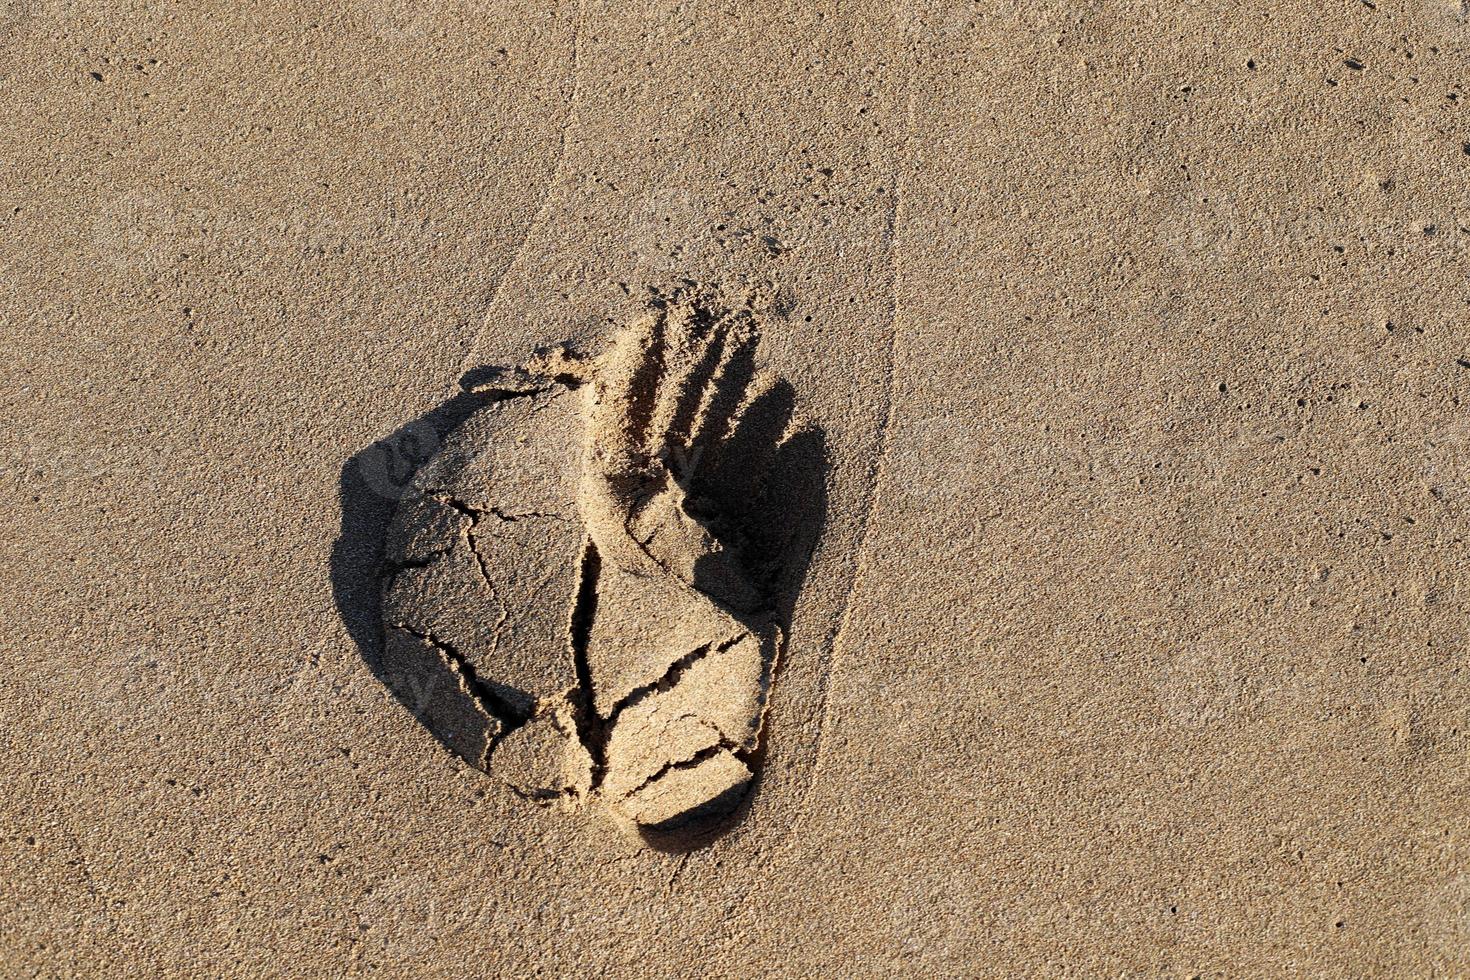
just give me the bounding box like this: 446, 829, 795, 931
638, 424, 830, 852
329, 381, 498, 759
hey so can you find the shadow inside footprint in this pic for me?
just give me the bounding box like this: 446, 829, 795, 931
330, 383, 509, 761
636, 422, 828, 851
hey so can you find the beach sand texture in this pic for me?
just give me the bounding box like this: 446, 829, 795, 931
4, 1, 1470, 975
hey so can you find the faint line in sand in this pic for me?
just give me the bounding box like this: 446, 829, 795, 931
763, 36, 916, 855
805, 181, 903, 765
454, 0, 585, 383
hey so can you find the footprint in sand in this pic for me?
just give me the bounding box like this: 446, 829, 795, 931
376, 293, 823, 836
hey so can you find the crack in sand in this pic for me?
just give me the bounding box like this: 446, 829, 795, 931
625, 740, 740, 798
487, 506, 574, 523
567, 538, 605, 787
385, 622, 527, 745
379, 546, 456, 594
426, 495, 513, 660
601, 635, 739, 727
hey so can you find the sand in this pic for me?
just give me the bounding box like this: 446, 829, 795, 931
4, 0, 1470, 975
